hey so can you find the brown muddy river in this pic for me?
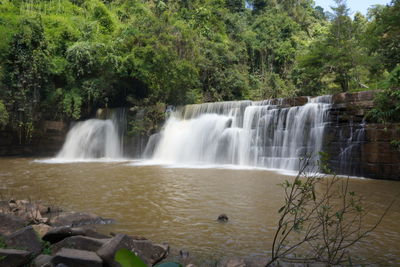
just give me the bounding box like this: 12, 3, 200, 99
0, 157, 399, 265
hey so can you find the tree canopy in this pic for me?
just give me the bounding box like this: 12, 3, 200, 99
0, 0, 399, 135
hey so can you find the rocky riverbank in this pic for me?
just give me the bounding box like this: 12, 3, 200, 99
0, 199, 171, 267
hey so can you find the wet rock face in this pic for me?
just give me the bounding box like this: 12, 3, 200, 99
0, 120, 67, 157
324, 91, 400, 180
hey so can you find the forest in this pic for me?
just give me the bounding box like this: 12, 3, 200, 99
0, 0, 399, 139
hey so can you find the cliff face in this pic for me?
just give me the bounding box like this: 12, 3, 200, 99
325, 91, 400, 180
0, 121, 67, 157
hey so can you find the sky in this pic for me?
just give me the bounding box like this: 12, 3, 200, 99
314, 0, 392, 15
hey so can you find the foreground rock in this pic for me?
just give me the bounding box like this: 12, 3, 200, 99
5, 226, 43, 256
0, 214, 26, 235
3, 200, 52, 224
52, 248, 103, 267
51, 235, 109, 254
32, 254, 53, 267
32, 224, 52, 238
97, 233, 169, 266
43, 226, 110, 244
0, 248, 31, 267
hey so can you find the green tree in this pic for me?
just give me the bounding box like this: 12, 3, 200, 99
298, 0, 370, 94
2, 17, 50, 142
366, 0, 400, 72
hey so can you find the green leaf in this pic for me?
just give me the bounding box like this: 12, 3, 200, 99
115, 248, 148, 267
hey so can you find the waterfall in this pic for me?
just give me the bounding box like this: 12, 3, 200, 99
145, 96, 332, 171
55, 108, 126, 160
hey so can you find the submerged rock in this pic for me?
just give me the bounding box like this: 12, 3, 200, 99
217, 214, 228, 222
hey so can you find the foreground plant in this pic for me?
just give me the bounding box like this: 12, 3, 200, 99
267, 155, 395, 266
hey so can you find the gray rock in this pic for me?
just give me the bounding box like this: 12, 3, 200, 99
0, 214, 26, 235
32, 254, 53, 267
51, 248, 103, 267
5, 226, 43, 256
217, 214, 228, 222
131, 239, 169, 265
51, 235, 109, 255
96, 234, 140, 267
49, 212, 113, 227
97, 233, 168, 266
0, 248, 31, 267
43, 226, 110, 244
32, 224, 52, 239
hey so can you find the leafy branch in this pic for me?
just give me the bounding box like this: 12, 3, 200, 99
267, 156, 396, 266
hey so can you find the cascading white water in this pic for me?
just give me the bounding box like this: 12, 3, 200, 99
146, 96, 332, 171
56, 119, 122, 160
54, 108, 126, 161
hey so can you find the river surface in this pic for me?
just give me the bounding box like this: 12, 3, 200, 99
0, 157, 399, 265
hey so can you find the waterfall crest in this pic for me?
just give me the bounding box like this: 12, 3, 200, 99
146, 96, 332, 170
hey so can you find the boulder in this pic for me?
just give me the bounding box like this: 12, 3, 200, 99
130, 239, 169, 265
49, 212, 113, 227
43, 226, 110, 244
32, 224, 52, 239
5, 226, 43, 256
97, 233, 169, 266
0, 214, 26, 235
217, 214, 228, 222
51, 235, 109, 255
0, 248, 31, 267
2, 200, 49, 224
32, 254, 53, 267
51, 248, 103, 267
